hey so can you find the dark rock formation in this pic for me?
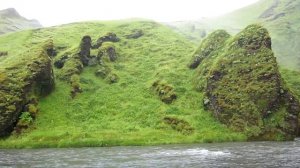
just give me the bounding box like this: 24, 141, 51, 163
97, 42, 117, 62
125, 29, 144, 39
192, 24, 300, 140
58, 36, 95, 80
0, 41, 54, 136
45, 39, 57, 57
54, 55, 68, 69
152, 80, 177, 104
92, 32, 120, 49
0, 51, 8, 57
79, 35, 92, 66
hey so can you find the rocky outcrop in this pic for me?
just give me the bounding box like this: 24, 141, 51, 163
188, 30, 230, 69
79, 35, 92, 66
54, 55, 68, 69
45, 39, 57, 57
92, 32, 120, 49
152, 80, 177, 104
192, 24, 300, 140
0, 41, 54, 136
58, 36, 92, 80
97, 42, 117, 62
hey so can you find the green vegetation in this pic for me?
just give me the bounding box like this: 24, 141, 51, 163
0, 38, 54, 137
191, 24, 299, 140
0, 20, 245, 148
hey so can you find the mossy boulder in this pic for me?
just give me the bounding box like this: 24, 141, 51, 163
79, 35, 92, 66
0, 41, 54, 136
152, 80, 177, 104
97, 42, 117, 62
188, 30, 230, 69
193, 24, 300, 140
54, 55, 68, 69
44, 39, 57, 57
163, 116, 194, 135
58, 54, 83, 80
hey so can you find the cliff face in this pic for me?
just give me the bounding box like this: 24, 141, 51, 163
0, 41, 54, 136
0, 8, 41, 35
192, 24, 300, 140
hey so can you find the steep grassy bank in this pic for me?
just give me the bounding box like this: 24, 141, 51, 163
0, 20, 245, 148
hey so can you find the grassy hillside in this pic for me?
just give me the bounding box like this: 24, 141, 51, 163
0, 8, 41, 35
0, 20, 245, 148
166, 0, 300, 70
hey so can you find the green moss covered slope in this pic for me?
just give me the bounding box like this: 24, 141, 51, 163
0, 40, 54, 136
1, 20, 299, 148
192, 24, 300, 140
0, 20, 246, 148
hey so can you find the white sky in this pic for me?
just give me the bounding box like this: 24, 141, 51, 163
0, 0, 259, 27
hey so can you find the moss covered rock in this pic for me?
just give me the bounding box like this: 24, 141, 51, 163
97, 42, 117, 62
0, 41, 54, 136
44, 39, 57, 57
193, 24, 300, 140
188, 30, 230, 69
59, 54, 83, 80
79, 35, 92, 66
93, 32, 120, 49
152, 80, 177, 104
163, 116, 194, 135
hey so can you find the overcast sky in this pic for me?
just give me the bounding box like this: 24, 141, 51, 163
1, 0, 259, 27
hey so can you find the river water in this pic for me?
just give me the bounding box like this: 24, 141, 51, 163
1, 139, 300, 168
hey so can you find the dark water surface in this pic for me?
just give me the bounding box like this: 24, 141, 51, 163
1, 139, 300, 167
